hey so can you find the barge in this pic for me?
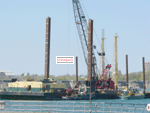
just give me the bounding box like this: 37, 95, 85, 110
0, 79, 67, 100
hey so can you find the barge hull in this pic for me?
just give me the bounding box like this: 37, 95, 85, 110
0, 92, 64, 100
0, 90, 119, 100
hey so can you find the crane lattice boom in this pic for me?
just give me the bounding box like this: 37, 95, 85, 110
72, 0, 88, 65
72, 0, 101, 78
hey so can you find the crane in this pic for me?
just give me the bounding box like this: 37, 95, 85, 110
72, 0, 88, 65
72, 0, 115, 90
72, 0, 100, 77
72, 0, 105, 79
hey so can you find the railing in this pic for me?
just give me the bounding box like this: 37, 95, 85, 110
0, 101, 148, 113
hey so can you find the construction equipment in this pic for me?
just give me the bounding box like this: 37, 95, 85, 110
95, 64, 115, 90
72, 0, 102, 79
112, 35, 118, 90
99, 30, 105, 75
72, 0, 115, 90
72, 0, 88, 65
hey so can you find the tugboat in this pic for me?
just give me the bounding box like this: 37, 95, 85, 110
118, 88, 145, 100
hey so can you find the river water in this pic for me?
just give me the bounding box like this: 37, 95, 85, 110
0, 89, 150, 113
1, 98, 149, 113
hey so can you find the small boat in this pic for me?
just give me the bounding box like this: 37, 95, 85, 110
118, 88, 145, 100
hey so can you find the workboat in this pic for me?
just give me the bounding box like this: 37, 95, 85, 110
118, 88, 145, 100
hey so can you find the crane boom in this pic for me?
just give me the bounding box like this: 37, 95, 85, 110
72, 0, 88, 65
72, 0, 100, 79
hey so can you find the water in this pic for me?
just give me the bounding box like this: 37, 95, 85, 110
1, 98, 150, 104
92, 98, 150, 104
0, 98, 149, 113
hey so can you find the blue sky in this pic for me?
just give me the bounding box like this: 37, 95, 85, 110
0, 0, 150, 76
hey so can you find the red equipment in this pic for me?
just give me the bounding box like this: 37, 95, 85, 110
95, 64, 115, 90
65, 88, 74, 93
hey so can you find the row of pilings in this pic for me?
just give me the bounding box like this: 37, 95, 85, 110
126, 55, 146, 94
